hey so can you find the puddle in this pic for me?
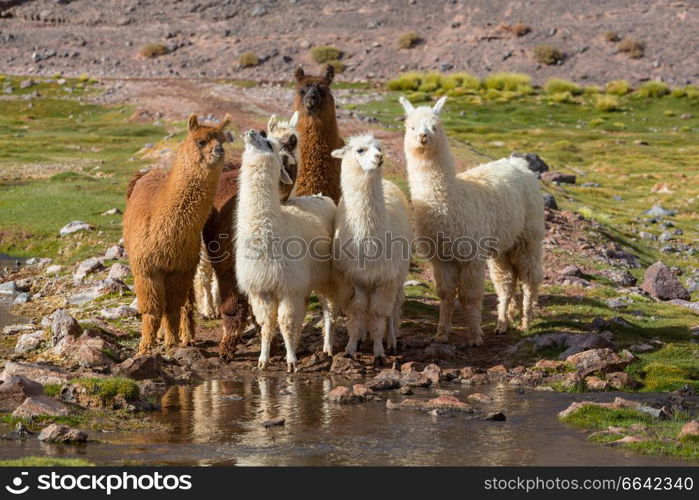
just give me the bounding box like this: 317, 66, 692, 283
0, 374, 686, 466
0, 253, 24, 271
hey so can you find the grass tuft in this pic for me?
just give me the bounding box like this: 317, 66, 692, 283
0, 457, 94, 466
605, 79, 631, 95
635, 81, 670, 98
594, 94, 621, 112
138, 43, 168, 58
73, 377, 140, 404
311, 46, 342, 63
544, 78, 583, 95
502, 23, 531, 37
533, 45, 563, 65
618, 38, 644, 59
238, 52, 259, 68
397, 32, 423, 49
484, 72, 532, 92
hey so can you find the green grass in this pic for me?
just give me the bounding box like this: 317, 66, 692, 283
0, 457, 94, 466
483, 72, 532, 93
544, 78, 583, 95
626, 344, 699, 392
635, 81, 670, 98
606, 80, 631, 95
72, 377, 140, 404
311, 46, 342, 63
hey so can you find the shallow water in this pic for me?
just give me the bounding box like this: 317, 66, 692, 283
0, 374, 686, 466
0, 253, 24, 271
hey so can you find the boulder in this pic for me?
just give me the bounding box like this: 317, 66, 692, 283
678, 420, 699, 440
100, 305, 138, 320
60, 220, 94, 237
73, 257, 105, 283
398, 394, 472, 411
50, 309, 82, 346
0, 281, 20, 296
297, 351, 332, 372
542, 193, 558, 210
37, 423, 87, 443
1, 361, 69, 385
0, 375, 45, 411
566, 348, 631, 377
15, 331, 44, 353
328, 386, 364, 404
644, 205, 676, 218
486, 364, 508, 380
606, 371, 639, 390
584, 376, 608, 391
69, 278, 130, 304
541, 171, 576, 184
52, 331, 115, 369
104, 245, 127, 260
641, 261, 690, 300
421, 363, 444, 384
115, 355, 167, 380
12, 396, 69, 417
108, 263, 131, 280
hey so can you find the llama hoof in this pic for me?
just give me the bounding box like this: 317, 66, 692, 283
373, 356, 386, 367
287, 362, 298, 373
322, 347, 333, 356
257, 360, 269, 370
434, 333, 449, 343
343, 351, 355, 359
467, 335, 484, 347
494, 323, 508, 335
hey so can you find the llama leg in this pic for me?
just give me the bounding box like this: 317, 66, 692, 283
179, 287, 196, 346
135, 273, 165, 355
488, 256, 516, 334
344, 287, 368, 356
517, 244, 544, 332
387, 287, 404, 354
432, 260, 458, 341
278, 295, 306, 372
320, 295, 335, 355
249, 293, 277, 369
368, 284, 395, 361
216, 264, 250, 360
458, 261, 485, 346
162, 274, 190, 349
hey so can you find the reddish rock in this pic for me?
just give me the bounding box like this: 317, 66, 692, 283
678, 420, 699, 440
534, 359, 569, 372
606, 371, 638, 390
50, 309, 82, 346
400, 362, 420, 375
329, 355, 366, 375
365, 378, 400, 391
38, 424, 87, 443
13, 396, 69, 417
400, 371, 432, 387
399, 394, 472, 411
467, 393, 494, 404
487, 364, 508, 380
461, 373, 490, 385
52, 331, 114, 369
459, 366, 476, 379
328, 386, 364, 404
352, 384, 373, 398
0, 375, 45, 411
421, 363, 443, 384
115, 355, 167, 380
585, 375, 608, 391
566, 348, 631, 376
641, 261, 690, 301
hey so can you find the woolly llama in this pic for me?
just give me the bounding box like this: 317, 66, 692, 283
293, 65, 343, 203
235, 130, 336, 371
201, 113, 300, 359
399, 96, 544, 345
124, 114, 232, 354
332, 134, 413, 361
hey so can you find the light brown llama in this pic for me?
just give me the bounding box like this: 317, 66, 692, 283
124, 114, 231, 354
293, 64, 343, 203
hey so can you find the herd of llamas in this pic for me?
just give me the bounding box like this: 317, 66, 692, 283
122, 64, 545, 371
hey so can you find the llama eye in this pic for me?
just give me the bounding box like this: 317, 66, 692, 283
300, 89, 306, 96
197, 140, 207, 148
357, 148, 365, 154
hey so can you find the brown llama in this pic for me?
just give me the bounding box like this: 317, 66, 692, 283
293, 64, 343, 203
202, 115, 300, 360
124, 114, 231, 354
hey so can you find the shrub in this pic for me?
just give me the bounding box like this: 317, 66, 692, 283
544, 78, 582, 95
636, 81, 669, 98
451, 72, 481, 90
418, 72, 444, 92
603, 31, 619, 42
605, 80, 631, 95
533, 45, 563, 65
325, 59, 346, 74
398, 32, 423, 49
502, 23, 531, 37
239, 52, 259, 68
74, 377, 140, 404
588, 118, 605, 127
549, 91, 576, 104
311, 45, 342, 63
484, 72, 532, 92
595, 94, 620, 112
618, 38, 644, 59
684, 85, 699, 99
139, 43, 169, 58
387, 72, 422, 91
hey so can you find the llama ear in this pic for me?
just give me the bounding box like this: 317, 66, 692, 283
220, 113, 232, 128
267, 114, 278, 133
294, 67, 305, 82
324, 64, 335, 82
279, 164, 294, 185
188, 114, 199, 131
432, 96, 448, 115
330, 146, 346, 159
288, 111, 299, 128
399, 96, 414, 114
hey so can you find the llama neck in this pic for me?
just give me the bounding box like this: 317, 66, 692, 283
405, 130, 456, 207
236, 159, 281, 243
341, 169, 386, 238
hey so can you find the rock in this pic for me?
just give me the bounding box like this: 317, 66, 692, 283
461, 373, 490, 385
678, 420, 699, 440
398, 386, 413, 395
46, 264, 63, 275
557, 372, 583, 390
417, 394, 471, 411
541, 171, 576, 184
12, 396, 69, 417
639, 231, 656, 240
37, 424, 87, 443
467, 393, 494, 404
108, 263, 131, 280
101, 208, 122, 216
0, 375, 45, 411
511, 152, 550, 173
644, 205, 676, 218
606, 435, 650, 446
15, 331, 44, 353
60, 220, 94, 237
297, 351, 332, 372
115, 355, 167, 380
104, 245, 126, 260
50, 309, 82, 346
329, 355, 366, 375
421, 363, 443, 384
486, 364, 508, 380
261, 417, 285, 428
506, 332, 615, 358
602, 270, 637, 287
0, 362, 68, 385
484, 411, 507, 421
0, 280, 22, 296
606, 371, 638, 390
560, 265, 584, 278
641, 261, 690, 300
566, 348, 631, 377
420, 342, 458, 360
52, 331, 115, 369
100, 305, 138, 320
365, 377, 400, 391
630, 342, 657, 353
401, 370, 432, 387
534, 359, 569, 371
2, 323, 35, 335
542, 193, 558, 210
558, 397, 670, 420
68, 278, 129, 304
352, 384, 374, 398
13, 292, 30, 304
668, 299, 699, 314
73, 257, 105, 283
585, 376, 608, 391
328, 386, 364, 404
404, 279, 424, 287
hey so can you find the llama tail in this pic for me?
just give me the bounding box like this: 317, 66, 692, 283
126, 170, 149, 199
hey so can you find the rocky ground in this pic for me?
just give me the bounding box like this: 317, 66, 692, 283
1, 0, 698, 86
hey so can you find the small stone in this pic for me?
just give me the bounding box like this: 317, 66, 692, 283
421, 363, 443, 384
100, 305, 138, 320
398, 386, 413, 395
641, 261, 690, 301
0, 281, 20, 296
261, 417, 285, 428
542, 193, 558, 210
37, 423, 87, 443
560, 265, 584, 278
585, 375, 608, 391
678, 420, 699, 440
13, 292, 30, 304
328, 386, 364, 404
101, 208, 122, 216
15, 331, 44, 353
115, 355, 167, 381
467, 393, 494, 404
108, 263, 131, 280
541, 171, 576, 184
365, 377, 400, 391
566, 348, 630, 377
486, 364, 508, 380
46, 264, 62, 275
104, 245, 127, 260
73, 257, 105, 283
50, 309, 82, 346
606, 371, 638, 390
59, 220, 94, 237
644, 205, 676, 218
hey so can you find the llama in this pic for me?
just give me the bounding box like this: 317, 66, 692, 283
201, 113, 300, 360
193, 246, 220, 319
124, 114, 231, 354
331, 134, 413, 361
235, 129, 336, 371
399, 96, 544, 345
293, 64, 343, 203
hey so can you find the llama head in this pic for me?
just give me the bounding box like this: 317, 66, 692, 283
186, 113, 233, 168
242, 130, 293, 186
267, 112, 300, 197
294, 65, 335, 114
399, 96, 447, 153
331, 133, 383, 173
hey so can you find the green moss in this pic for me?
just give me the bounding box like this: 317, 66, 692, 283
0, 457, 94, 466
626, 344, 699, 392
72, 377, 140, 404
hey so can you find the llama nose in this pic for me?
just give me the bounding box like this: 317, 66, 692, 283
419, 134, 427, 144
214, 143, 224, 155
